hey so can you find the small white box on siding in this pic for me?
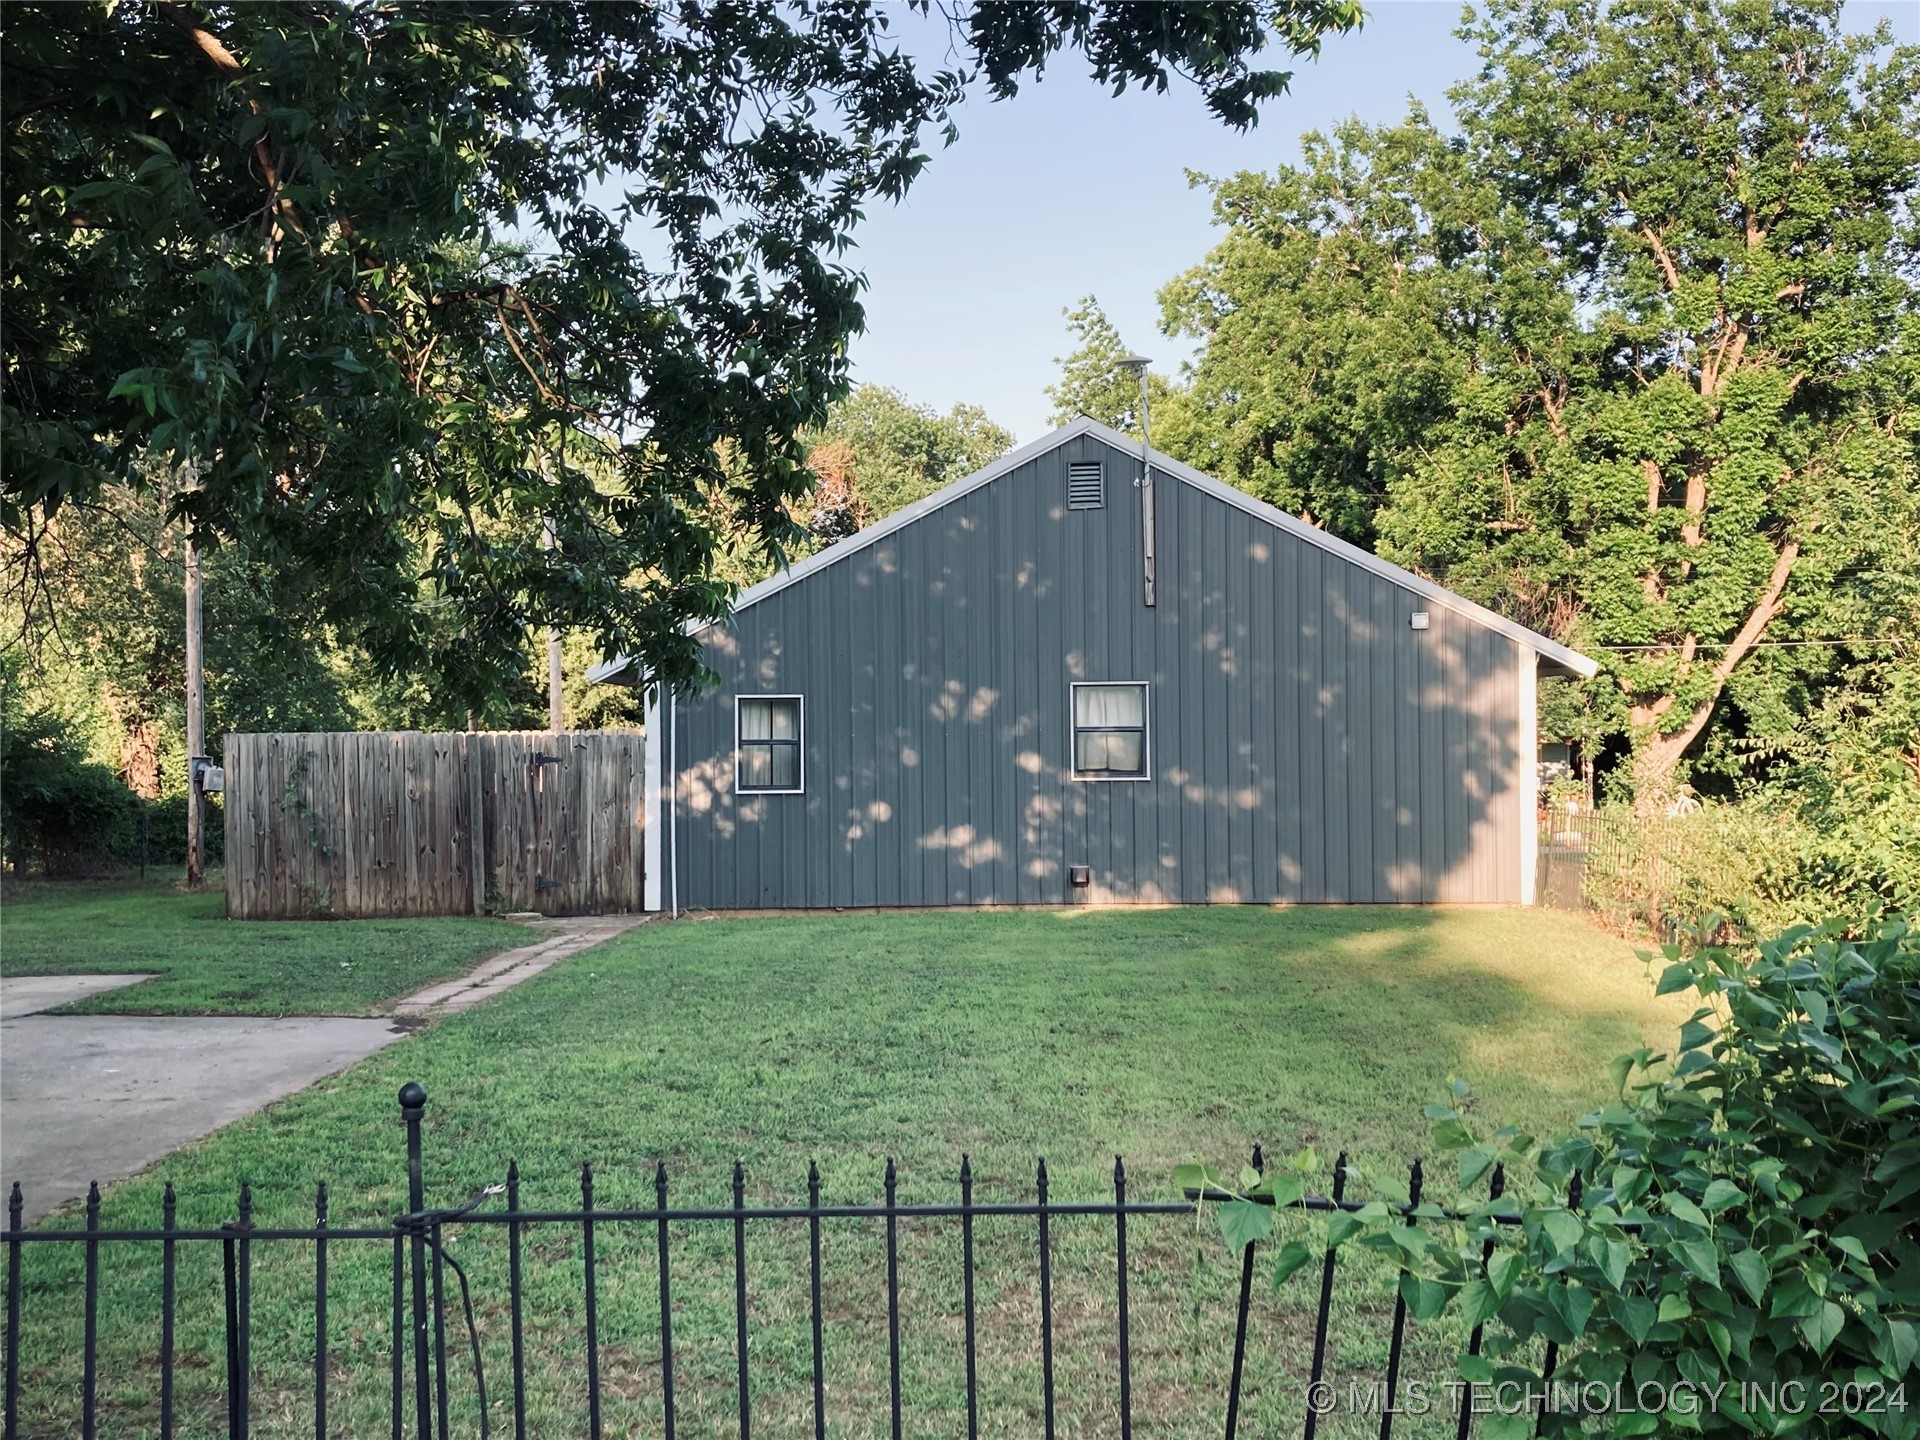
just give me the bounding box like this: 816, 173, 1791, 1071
1409, 611, 1431, 631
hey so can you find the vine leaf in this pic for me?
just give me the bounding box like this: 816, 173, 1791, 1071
1399, 1273, 1448, 1321
1459, 1146, 1496, 1189
1869, 1319, 1916, 1374
1270, 1240, 1314, 1288
1673, 1237, 1720, 1287
1700, 1179, 1743, 1212
1597, 1237, 1630, 1290
1613, 1294, 1656, 1345
1656, 962, 1698, 996
1173, 1163, 1218, 1196
1457, 1277, 1500, 1330
1800, 1300, 1845, 1356
1217, 1198, 1274, 1252
1726, 1247, 1769, 1304
1259, 1174, 1305, 1209
1487, 1249, 1523, 1299
1664, 1194, 1711, 1230
1326, 1210, 1365, 1248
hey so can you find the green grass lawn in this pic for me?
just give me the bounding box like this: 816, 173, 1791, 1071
0, 877, 529, 1015
11, 906, 1683, 1439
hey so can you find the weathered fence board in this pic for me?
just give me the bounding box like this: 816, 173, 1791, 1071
223, 730, 646, 919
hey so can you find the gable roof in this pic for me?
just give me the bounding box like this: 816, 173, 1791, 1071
589, 416, 1598, 684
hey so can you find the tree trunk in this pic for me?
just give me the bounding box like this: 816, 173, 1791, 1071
1631, 730, 1695, 814
1627, 538, 1800, 810
105, 687, 164, 799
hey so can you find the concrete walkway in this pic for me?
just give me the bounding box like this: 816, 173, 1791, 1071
393, 913, 649, 1020
0, 913, 652, 1223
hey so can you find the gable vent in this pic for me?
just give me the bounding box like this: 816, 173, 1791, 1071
1067, 461, 1104, 510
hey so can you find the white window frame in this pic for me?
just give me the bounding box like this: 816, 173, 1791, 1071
735, 694, 805, 795
1068, 681, 1151, 782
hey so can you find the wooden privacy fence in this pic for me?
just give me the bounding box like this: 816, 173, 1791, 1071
223, 730, 646, 919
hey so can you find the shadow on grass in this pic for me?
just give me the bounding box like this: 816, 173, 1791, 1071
6, 905, 1677, 1440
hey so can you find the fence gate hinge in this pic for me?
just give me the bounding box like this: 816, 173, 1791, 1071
531, 753, 564, 771
533, 875, 562, 893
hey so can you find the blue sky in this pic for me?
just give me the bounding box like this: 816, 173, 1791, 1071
842, 1, 1918, 442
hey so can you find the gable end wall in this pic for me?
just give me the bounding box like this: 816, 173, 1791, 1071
669, 434, 1525, 908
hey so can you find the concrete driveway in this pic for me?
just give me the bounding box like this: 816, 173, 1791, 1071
0, 915, 650, 1224
1, 976, 402, 1224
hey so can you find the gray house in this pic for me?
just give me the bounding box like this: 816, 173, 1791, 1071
596, 418, 1596, 911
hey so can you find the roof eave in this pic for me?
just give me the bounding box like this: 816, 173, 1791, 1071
1096, 421, 1600, 679
586, 656, 641, 687
587, 414, 1601, 685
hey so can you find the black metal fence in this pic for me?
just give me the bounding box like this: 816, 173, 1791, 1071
1535, 810, 1626, 916
4, 1083, 1550, 1440
1537, 808, 1720, 945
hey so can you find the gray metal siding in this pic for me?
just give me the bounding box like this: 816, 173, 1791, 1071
672, 434, 1524, 908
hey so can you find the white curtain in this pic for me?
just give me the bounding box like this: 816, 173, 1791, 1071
1075, 685, 1146, 773
1075, 684, 1144, 729
740, 699, 799, 741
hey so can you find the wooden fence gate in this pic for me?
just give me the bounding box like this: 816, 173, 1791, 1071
223, 730, 647, 919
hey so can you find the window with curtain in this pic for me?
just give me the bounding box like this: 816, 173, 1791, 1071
737, 696, 803, 792
1072, 683, 1148, 779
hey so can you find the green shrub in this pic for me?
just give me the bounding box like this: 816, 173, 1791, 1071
1425, 916, 1917, 1435
1788, 757, 1920, 924
141, 792, 224, 866
1578, 803, 1813, 942
1770, 650, 1920, 922
1, 712, 141, 874
1572, 791, 1919, 945
1190, 916, 1919, 1437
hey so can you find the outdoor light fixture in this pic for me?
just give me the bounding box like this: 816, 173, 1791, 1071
1410, 611, 1431, 631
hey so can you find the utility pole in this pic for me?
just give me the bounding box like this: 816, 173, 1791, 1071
538, 440, 565, 733
183, 465, 206, 889
545, 514, 563, 733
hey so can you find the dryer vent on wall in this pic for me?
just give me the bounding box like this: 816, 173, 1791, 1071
1067, 461, 1104, 510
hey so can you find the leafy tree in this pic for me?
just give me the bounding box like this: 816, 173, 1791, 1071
802, 438, 872, 543
1433, 0, 1920, 803
1083, 0, 1920, 801
2, 0, 1361, 714
5, 478, 384, 796
1045, 296, 1182, 439
803, 383, 1015, 524
1762, 635, 1920, 918
1154, 112, 1506, 544
612, 383, 1014, 602
0, 672, 140, 875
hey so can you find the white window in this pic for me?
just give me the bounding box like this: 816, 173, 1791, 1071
1071, 682, 1149, 780
736, 695, 803, 793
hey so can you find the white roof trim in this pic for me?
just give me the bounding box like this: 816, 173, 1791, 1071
1094, 421, 1601, 678
592, 415, 1597, 683
586, 655, 639, 686
717, 418, 1111, 624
